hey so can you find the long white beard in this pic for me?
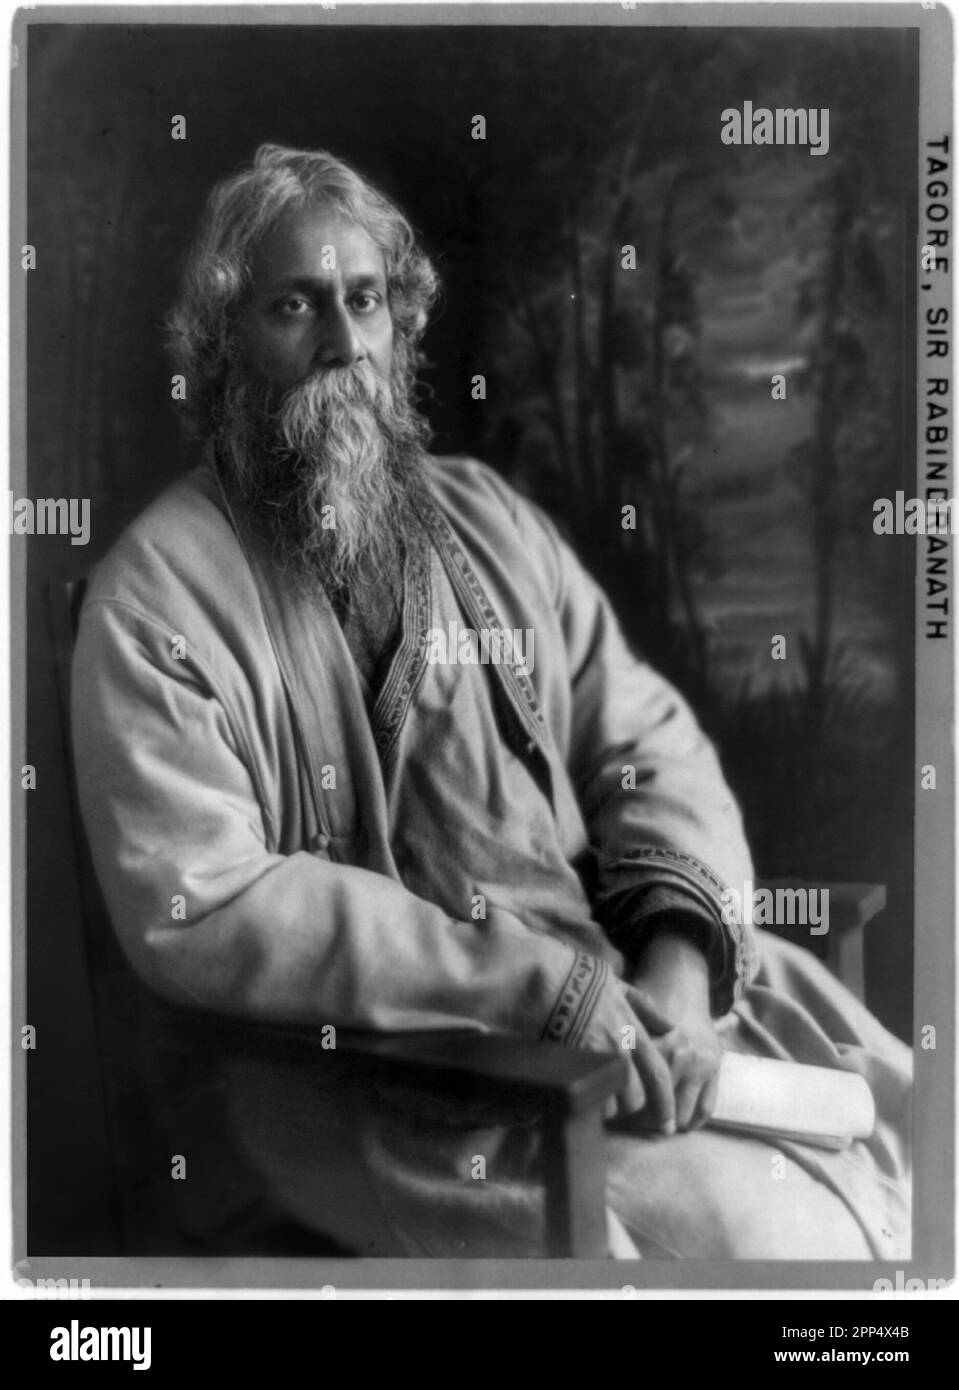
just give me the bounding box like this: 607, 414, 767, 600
216, 356, 432, 604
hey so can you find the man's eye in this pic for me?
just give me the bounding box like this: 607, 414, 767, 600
277, 297, 312, 316
351, 292, 382, 314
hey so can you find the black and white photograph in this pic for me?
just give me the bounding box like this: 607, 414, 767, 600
7, 0, 955, 1312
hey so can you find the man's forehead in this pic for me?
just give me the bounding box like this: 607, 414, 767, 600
250, 203, 387, 286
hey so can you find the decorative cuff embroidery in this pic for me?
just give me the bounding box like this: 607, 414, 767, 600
541, 951, 608, 1048
599, 846, 759, 1009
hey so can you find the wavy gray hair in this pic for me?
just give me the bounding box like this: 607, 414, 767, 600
167, 143, 440, 435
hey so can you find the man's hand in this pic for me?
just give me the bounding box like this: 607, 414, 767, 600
625, 984, 722, 1131
622, 926, 723, 1133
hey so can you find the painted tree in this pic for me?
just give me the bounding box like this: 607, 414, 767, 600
471, 30, 750, 677
785, 37, 909, 725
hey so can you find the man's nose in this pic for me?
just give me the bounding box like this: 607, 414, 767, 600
314, 304, 364, 368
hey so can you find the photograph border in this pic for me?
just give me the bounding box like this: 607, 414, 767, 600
8, 0, 955, 1295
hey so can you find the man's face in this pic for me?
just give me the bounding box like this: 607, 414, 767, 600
236, 202, 394, 391
217, 196, 429, 602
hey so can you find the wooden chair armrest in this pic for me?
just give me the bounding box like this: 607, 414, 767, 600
817, 882, 886, 932
177, 1013, 625, 1113
166, 1008, 628, 1258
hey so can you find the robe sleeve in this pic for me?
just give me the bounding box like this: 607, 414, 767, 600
484, 476, 760, 1015
71, 593, 645, 1112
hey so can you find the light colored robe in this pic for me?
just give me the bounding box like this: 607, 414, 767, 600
72, 452, 910, 1258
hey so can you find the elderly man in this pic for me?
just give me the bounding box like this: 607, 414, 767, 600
72, 144, 910, 1259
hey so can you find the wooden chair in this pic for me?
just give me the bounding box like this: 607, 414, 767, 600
46, 576, 627, 1259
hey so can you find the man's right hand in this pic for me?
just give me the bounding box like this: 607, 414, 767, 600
583, 973, 678, 1128
619, 985, 682, 1134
